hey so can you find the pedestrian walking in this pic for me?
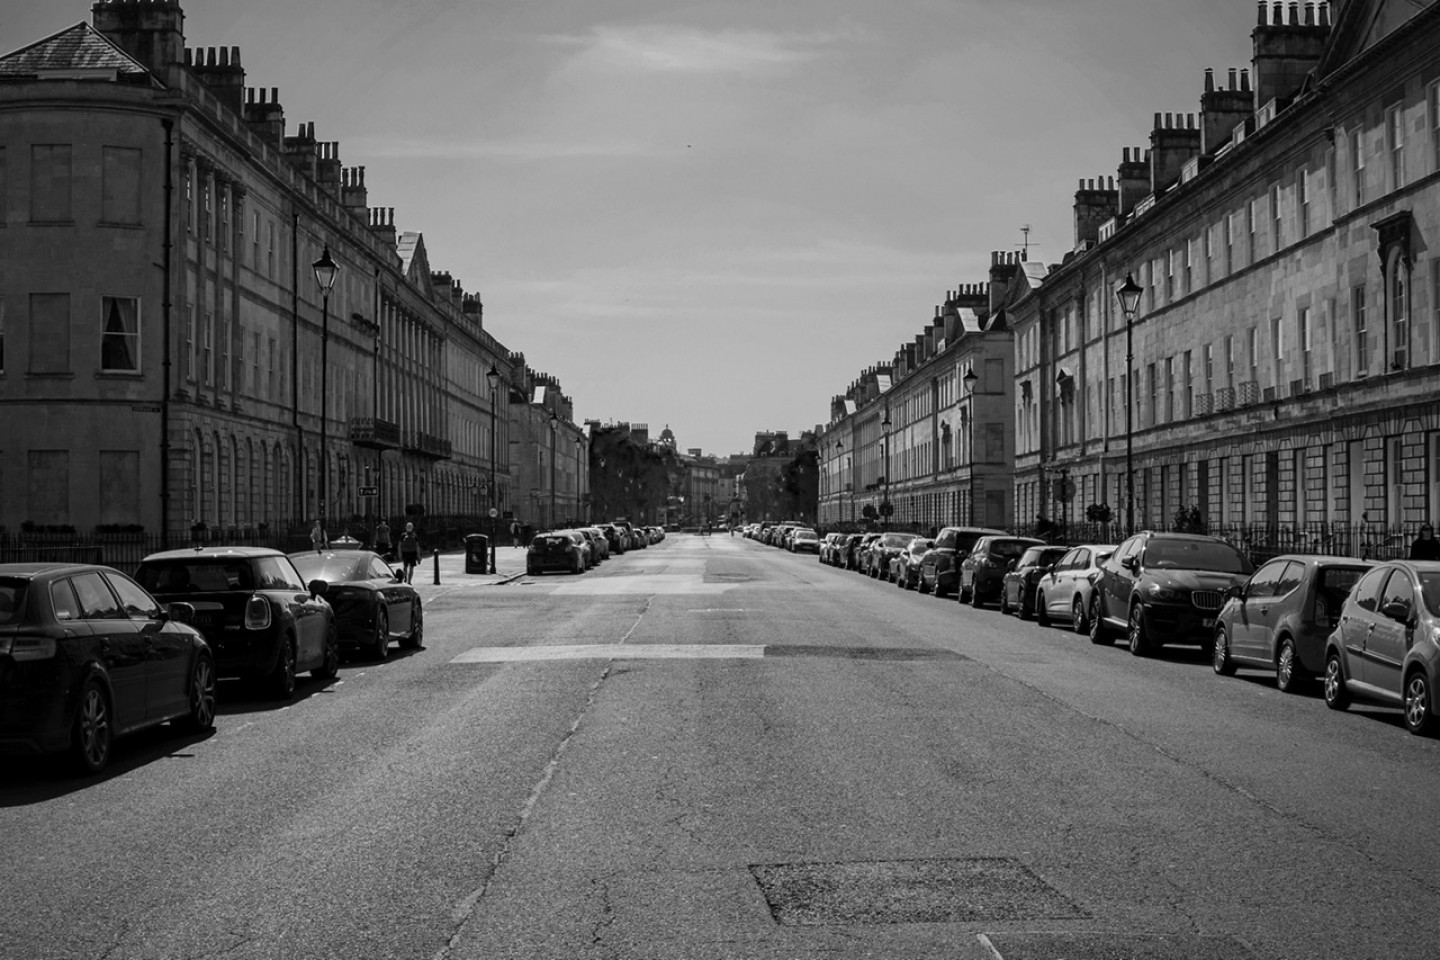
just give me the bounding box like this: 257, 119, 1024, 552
374, 518, 392, 561
399, 522, 421, 583
511, 519, 521, 548
1410, 524, 1440, 561
310, 519, 328, 554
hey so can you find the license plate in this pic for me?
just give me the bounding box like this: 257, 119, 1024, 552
1202, 618, 1215, 628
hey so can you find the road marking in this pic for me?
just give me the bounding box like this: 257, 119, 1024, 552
450, 643, 765, 663
547, 574, 734, 595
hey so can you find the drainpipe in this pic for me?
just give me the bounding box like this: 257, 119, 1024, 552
160, 118, 175, 549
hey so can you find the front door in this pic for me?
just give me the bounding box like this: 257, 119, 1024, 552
1232, 561, 1286, 658
68, 572, 148, 733
106, 571, 190, 721
1365, 569, 1415, 698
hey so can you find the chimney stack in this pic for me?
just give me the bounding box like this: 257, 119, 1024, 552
1252, 1, 1330, 111
1073, 176, 1119, 247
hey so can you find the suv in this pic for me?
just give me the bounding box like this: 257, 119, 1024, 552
136, 547, 337, 699
1089, 532, 1253, 657
918, 527, 1007, 598
960, 536, 1045, 606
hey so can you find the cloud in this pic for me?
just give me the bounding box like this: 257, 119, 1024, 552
542, 23, 847, 76
343, 134, 676, 161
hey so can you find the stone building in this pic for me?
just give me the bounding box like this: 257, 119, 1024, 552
1013, 0, 1440, 555
0, 1, 581, 542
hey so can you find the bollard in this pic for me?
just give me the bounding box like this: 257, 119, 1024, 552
433, 547, 441, 585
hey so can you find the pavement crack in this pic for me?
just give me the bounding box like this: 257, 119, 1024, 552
430, 660, 614, 960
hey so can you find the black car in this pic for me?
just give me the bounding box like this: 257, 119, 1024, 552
1089, 532, 1253, 656
999, 545, 1070, 618
917, 527, 1007, 597
136, 547, 337, 700
869, 532, 918, 581
960, 536, 1046, 607
528, 531, 588, 575
0, 563, 215, 774
290, 550, 422, 662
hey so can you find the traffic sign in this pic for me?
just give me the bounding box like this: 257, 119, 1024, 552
358, 485, 379, 497
488, 508, 499, 518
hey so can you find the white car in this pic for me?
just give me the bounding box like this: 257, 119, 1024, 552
1033, 543, 1117, 633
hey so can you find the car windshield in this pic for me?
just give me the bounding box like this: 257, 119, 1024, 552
1419, 571, 1440, 617
794, 529, 818, 539
291, 555, 365, 582
1142, 539, 1250, 573
881, 533, 917, 548
137, 560, 255, 593
910, 540, 934, 554
990, 540, 1035, 559
0, 577, 26, 625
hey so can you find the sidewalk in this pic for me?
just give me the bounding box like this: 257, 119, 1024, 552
407, 539, 530, 587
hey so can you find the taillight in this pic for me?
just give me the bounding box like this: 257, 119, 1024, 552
1312, 598, 1331, 631
0, 636, 57, 660
244, 596, 272, 630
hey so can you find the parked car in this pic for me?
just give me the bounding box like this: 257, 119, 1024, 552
841, 534, 867, 571
290, 549, 423, 662
869, 532, 919, 580
917, 527, 1007, 597
1034, 543, 1117, 632
1211, 555, 1368, 691
581, 527, 611, 560
892, 538, 934, 590
1322, 560, 1440, 734
136, 547, 337, 700
960, 536, 1046, 607
999, 545, 1069, 618
0, 562, 215, 775
1089, 532, 1253, 656
790, 528, 822, 553
818, 533, 844, 565
853, 533, 883, 573
528, 531, 589, 574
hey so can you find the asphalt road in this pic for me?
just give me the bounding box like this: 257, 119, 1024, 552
4, 533, 1440, 960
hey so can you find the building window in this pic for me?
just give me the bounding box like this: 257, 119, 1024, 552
1391, 253, 1410, 370
1271, 183, 1282, 252
1247, 200, 1258, 265
1388, 103, 1406, 191
1166, 251, 1175, 301
1430, 433, 1440, 526
1203, 344, 1213, 395
1146, 363, 1157, 428
1205, 226, 1215, 285
203, 311, 214, 385
1184, 240, 1193, 295
1248, 327, 1259, 386
1164, 356, 1175, 423
1225, 213, 1236, 274
1347, 440, 1365, 524
30, 145, 72, 222
0, 298, 5, 375
100, 297, 140, 373
1388, 437, 1404, 528
267, 222, 275, 278
1433, 260, 1440, 364
1299, 306, 1313, 385
1295, 448, 1308, 529
1353, 126, 1366, 208
1271, 316, 1284, 387
1298, 169, 1310, 237
184, 164, 193, 233
1183, 349, 1193, 418
1353, 285, 1368, 375
1432, 82, 1440, 173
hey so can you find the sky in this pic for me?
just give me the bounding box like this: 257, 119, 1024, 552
2, 0, 1260, 456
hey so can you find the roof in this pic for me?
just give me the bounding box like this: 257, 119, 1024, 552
140, 546, 288, 561
0, 22, 156, 83
0, 562, 114, 579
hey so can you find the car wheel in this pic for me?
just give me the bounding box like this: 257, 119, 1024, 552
917, 575, 930, 595
69, 679, 112, 775
1275, 638, 1306, 693
958, 581, 971, 603
1070, 597, 1087, 634
1323, 652, 1350, 711
1088, 596, 1110, 644
1212, 625, 1237, 676
267, 638, 297, 701
1031, 589, 1046, 624
400, 599, 424, 650
1405, 671, 1437, 736
177, 653, 217, 734
313, 625, 340, 681
971, 583, 985, 608
998, 588, 1011, 615
1127, 605, 1152, 657
371, 608, 390, 662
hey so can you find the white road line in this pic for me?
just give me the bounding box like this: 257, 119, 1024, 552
449, 644, 765, 663
976, 933, 1005, 959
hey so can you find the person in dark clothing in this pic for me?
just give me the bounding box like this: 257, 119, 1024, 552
1410, 525, 1440, 561
398, 522, 421, 583
373, 519, 392, 561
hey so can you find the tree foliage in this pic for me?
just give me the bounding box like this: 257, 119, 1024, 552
588, 427, 684, 523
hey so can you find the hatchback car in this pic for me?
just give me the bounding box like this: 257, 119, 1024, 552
870, 532, 918, 580
1089, 532, 1253, 656
790, 528, 822, 553
290, 550, 423, 662
137, 547, 337, 700
999, 545, 1069, 618
893, 538, 935, 590
853, 533, 883, 573
1034, 544, 1116, 632
528, 531, 588, 575
0, 563, 215, 774
917, 527, 1007, 597
1322, 560, 1440, 734
1212, 555, 1369, 692
960, 536, 1045, 607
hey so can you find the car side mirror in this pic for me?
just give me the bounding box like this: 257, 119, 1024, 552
1225, 584, 1244, 600
1122, 556, 1139, 572
1045, 564, 1056, 575
167, 601, 195, 624
1381, 599, 1412, 624
308, 578, 329, 598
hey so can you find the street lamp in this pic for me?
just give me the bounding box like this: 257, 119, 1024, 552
963, 365, 978, 524
549, 410, 559, 530
312, 244, 339, 530
486, 363, 501, 573
879, 408, 893, 527
1116, 273, 1143, 535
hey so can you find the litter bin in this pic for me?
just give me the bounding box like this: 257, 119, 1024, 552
464, 534, 490, 574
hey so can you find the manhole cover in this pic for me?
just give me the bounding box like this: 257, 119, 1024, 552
750, 857, 1085, 926
764, 644, 968, 662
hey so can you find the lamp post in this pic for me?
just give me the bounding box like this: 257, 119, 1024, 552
312, 245, 339, 529
549, 410, 559, 529
1116, 273, 1143, 535
880, 409, 892, 527
963, 365, 978, 524
486, 363, 501, 573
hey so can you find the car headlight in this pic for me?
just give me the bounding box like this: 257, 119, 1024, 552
1145, 583, 1186, 603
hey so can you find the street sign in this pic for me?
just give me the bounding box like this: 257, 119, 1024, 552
488, 508, 498, 518
130, 403, 161, 413
358, 485, 379, 497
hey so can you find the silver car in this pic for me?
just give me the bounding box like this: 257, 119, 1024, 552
1034, 544, 1116, 633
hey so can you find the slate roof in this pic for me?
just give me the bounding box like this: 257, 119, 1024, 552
0, 22, 154, 81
